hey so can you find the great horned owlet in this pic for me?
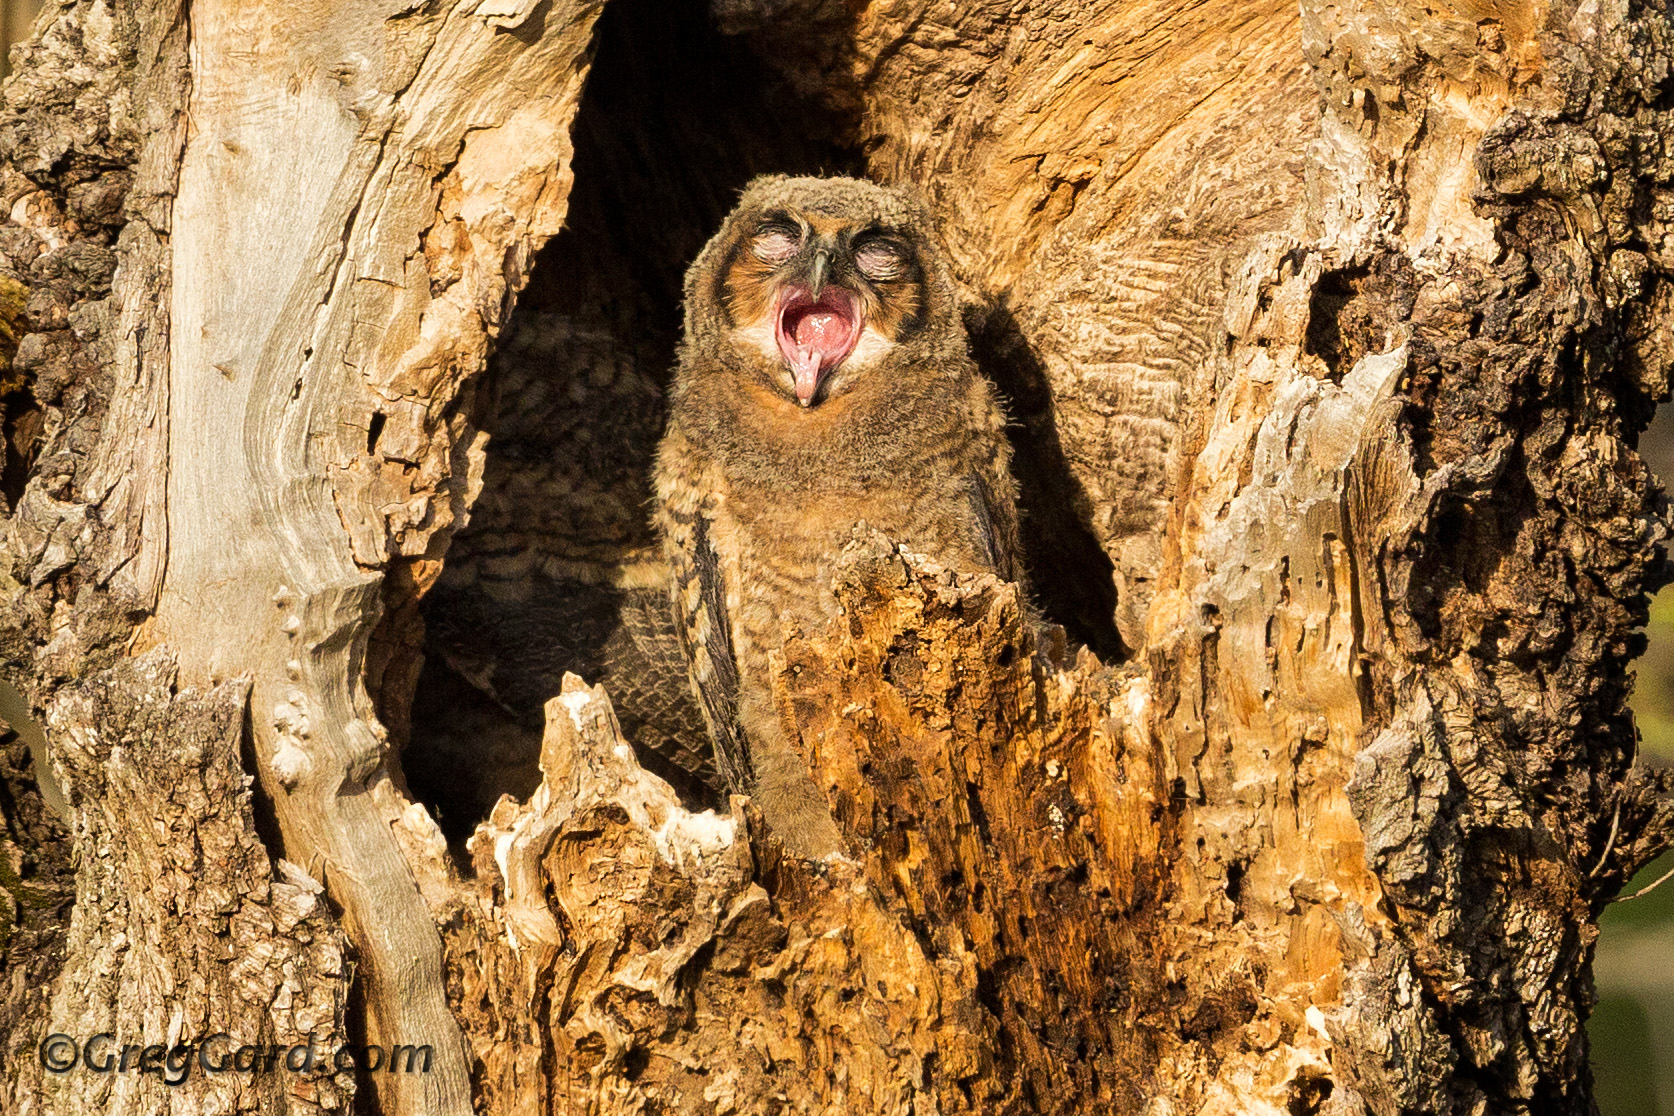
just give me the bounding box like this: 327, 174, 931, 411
656, 175, 1024, 857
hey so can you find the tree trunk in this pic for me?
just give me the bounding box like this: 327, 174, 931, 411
0, 0, 1670, 1114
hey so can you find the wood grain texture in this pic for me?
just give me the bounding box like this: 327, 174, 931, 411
145, 2, 606, 1112
0, 1, 605, 1113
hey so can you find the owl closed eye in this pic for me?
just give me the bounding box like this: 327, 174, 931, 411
853, 238, 906, 281
751, 221, 802, 264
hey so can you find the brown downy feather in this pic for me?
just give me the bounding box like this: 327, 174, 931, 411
656, 175, 1025, 856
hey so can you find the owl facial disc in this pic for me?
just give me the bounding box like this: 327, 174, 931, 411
775, 285, 862, 406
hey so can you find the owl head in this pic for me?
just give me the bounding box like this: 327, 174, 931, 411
680, 175, 963, 409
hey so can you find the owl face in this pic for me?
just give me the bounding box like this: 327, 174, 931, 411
716, 193, 928, 408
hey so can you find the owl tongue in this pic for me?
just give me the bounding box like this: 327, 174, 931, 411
777, 290, 860, 406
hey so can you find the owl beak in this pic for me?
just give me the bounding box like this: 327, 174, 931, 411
807, 248, 832, 301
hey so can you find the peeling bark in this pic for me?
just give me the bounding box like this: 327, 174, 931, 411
21, 651, 350, 1115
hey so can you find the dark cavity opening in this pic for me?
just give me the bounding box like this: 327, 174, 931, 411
365, 410, 386, 457
397, 0, 1131, 845
968, 305, 1125, 660
400, 0, 859, 845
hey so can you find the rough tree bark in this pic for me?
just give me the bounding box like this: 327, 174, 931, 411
0, 0, 1670, 1115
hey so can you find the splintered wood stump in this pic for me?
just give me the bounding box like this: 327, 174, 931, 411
776, 534, 1165, 1104
446, 539, 1164, 1114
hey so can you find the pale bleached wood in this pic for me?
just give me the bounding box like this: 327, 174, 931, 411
148, 2, 604, 1113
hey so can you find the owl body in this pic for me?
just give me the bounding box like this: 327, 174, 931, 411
656, 176, 1021, 856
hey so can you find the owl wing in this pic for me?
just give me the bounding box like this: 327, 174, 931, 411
610, 586, 722, 791
967, 469, 1026, 587
424, 577, 720, 797
664, 503, 753, 793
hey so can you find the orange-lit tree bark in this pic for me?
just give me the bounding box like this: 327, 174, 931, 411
0, 0, 1671, 1114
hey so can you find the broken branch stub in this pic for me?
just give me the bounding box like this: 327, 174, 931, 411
452, 540, 1168, 1113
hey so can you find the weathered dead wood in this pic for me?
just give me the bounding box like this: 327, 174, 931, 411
12, 650, 350, 1115
443, 561, 1120, 1114
137, 3, 608, 1112
0, 0, 606, 1113
776, 536, 1167, 1108
435, 512, 1357, 1112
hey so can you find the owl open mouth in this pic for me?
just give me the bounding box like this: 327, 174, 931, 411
775, 287, 863, 406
